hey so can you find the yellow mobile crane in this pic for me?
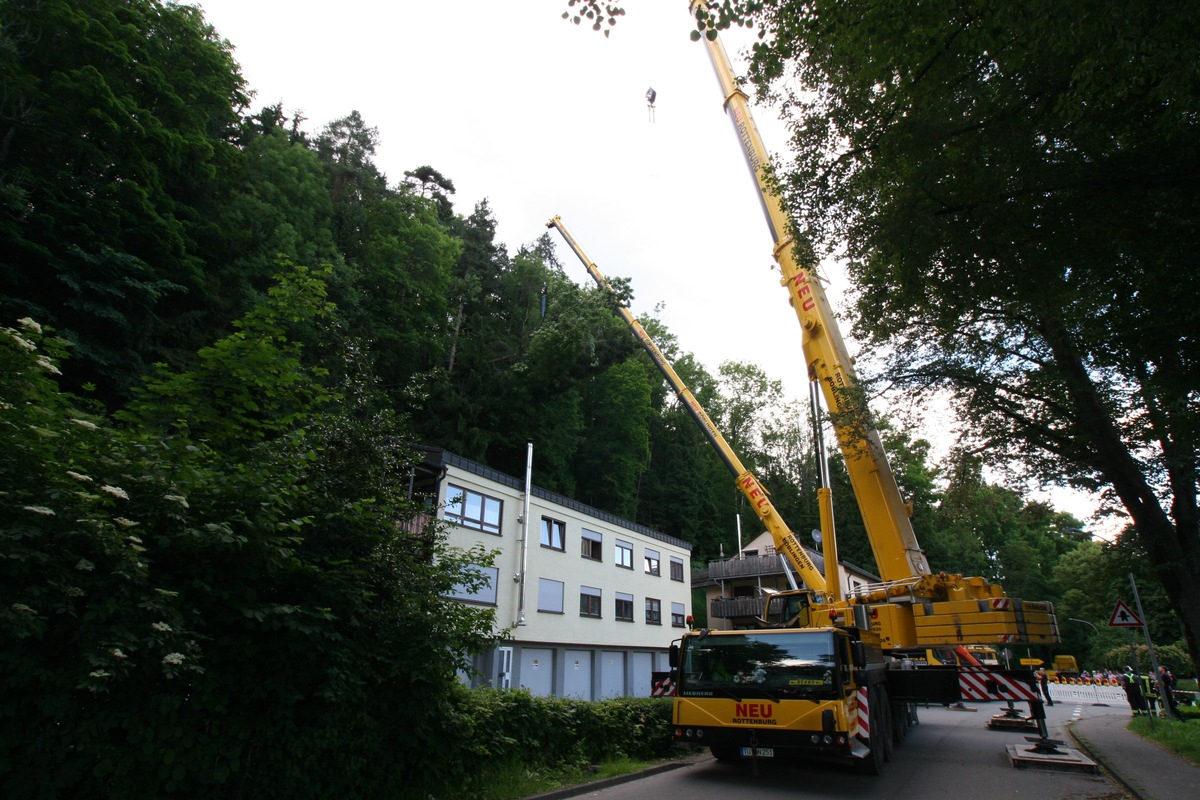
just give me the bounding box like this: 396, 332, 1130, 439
548, 214, 940, 773
547, 4, 1061, 770
686, 0, 1058, 652
542, 5, 1059, 771
548, 215, 1049, 772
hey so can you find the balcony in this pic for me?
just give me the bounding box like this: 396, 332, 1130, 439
709, 596, 765, 620
702, 554, 788, 581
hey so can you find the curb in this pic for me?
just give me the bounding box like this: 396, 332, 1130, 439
1065, 720, 1143, 800
523, 754, 709, 800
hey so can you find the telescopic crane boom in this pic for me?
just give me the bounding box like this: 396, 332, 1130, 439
689, 0, 927, 586
548, 214, 831, 611
686, 0, 1057, 647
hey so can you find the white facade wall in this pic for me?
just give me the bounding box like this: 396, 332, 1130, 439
437, 451, 691, 699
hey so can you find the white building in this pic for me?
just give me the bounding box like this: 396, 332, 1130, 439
415, 447, 693, 699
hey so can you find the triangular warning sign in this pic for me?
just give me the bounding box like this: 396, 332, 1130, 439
1108, 600, 1143, 628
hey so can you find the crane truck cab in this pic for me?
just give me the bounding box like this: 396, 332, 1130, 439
670, 626, 873, 767
668, 623, 959, 773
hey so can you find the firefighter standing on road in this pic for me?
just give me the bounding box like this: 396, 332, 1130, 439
1123, 667, 1147, 715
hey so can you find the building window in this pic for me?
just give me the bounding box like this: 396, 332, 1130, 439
615, 592, 634, 622
615, 540, 633, 570
540, 517, 565, 551
670, 557, 684, 582
580, 585, 602, 618
444, 484, 502, 535
644, 548, 661, 576
537, 578, 564, 613
446, 565, 499, 606
671, 601, 686, 627
580, 529, 602, 561
645, 597, 662, 625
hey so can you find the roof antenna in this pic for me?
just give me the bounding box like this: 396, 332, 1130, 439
645, 87, 656, 123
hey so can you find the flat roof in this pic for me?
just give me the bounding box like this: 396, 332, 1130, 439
421, 446, 692, 553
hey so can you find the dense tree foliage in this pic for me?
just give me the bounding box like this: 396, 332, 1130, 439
1, 269, 497, 796
702, 0, 1200, 673
0, 0, 249, 401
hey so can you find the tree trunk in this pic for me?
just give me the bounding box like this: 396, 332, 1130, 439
446, 300, 464, 375
1043, 316, 1200, 674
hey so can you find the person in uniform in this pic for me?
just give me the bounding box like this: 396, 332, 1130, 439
1036, 667, 1054, 707
1122, 667, 1146, 715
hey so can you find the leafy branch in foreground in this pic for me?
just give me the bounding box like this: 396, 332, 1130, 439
1, 261, 498, 797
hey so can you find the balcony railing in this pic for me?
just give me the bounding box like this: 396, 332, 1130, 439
709, 596, 765, 619
703, 554, 787, 580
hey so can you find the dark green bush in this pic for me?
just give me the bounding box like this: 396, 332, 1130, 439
1, 280, 496, 800
1102, 641, 1194, 678
433, 687, 677, 797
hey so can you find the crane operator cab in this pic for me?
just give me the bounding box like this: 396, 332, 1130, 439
760, 590, 814, 628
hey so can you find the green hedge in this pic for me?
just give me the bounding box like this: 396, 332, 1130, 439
1101, 641, 1194, 678
435, 688, 677, 795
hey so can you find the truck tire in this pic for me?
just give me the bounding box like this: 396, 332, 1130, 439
710, 745, 738, 762
854, 686, 885, 775
892, 698, 909, 742
878, 686, 895, 762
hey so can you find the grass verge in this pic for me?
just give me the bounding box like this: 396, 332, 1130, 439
457, 755, 676, 800
1129, 713, 1200, 767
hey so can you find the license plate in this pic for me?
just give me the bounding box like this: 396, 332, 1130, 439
740, 747, 774, 758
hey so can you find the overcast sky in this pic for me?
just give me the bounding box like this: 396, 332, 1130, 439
194, 1, 821, 390
192, 1, 1110, 533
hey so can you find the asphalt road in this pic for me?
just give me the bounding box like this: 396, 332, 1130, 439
569, 701, 1130, 800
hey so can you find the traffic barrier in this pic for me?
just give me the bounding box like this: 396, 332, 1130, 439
1046, 682, 1128, 705
1050, 675, 1121, 686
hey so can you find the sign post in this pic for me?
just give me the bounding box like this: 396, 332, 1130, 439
1111, 574, 1167, 729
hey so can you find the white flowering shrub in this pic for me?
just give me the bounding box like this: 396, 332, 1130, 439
1, 321, 196, 679
1, 263, 496, 798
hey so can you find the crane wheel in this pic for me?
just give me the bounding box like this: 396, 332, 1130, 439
710, 746, 738, 762
879, 686, 895, 762
854, 686, 886, 775
892, 699, 910, 742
